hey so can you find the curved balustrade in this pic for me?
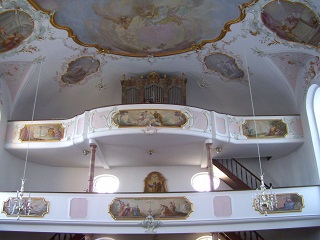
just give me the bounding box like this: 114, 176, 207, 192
4, 104, 304, 166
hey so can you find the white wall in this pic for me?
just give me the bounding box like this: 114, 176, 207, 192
2, 164, 231, 193
0, 81, 27, 191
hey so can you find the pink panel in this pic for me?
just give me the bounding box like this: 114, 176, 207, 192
291, 119, 303, 136
92, 110, 109, 129
5, 124, 14, 142
66, 123, 74, 138
77, 118, 84, 135
192, 111, 208, 130
213, 196, 232, 217
230, 122, 240, 134
216, 116, 226, 134
69, 198, 88, 219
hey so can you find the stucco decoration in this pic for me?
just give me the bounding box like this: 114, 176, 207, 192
0, 61, 33, 100
61, 56, 100, 85
304, 56, 320, 91
28, 0, 256, 56
204, 53, 245, 81
268, 52, 312, 90
54, 46, 108, 89
197, 42, 249, 84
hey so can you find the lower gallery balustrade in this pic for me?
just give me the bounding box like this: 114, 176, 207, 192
0, 186, 319, 234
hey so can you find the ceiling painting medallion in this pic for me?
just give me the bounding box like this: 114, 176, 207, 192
61, 56, 100, 85
0, 10, 34, 53
261, 0, 320, 48
28, 0, 256, 57
204, 53, 245, 81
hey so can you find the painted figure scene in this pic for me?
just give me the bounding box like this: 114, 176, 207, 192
261, 0, 320, 47
113, 109, 187, 127
2, 197, 49, 217
19, 124, 64, 141
243, 119, 288, 138
109, 197, 193, 220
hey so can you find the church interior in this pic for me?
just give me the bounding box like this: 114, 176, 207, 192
0, 0, 320, 239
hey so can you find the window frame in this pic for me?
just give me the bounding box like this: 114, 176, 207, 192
93, 174, 120, 193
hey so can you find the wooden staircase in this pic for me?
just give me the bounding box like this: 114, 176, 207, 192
213, 158, 269, 240
212, 158, 269, 190
220, 231, 264, 240
49, 233, 84, 240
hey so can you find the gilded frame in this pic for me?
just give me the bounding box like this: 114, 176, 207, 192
19, 123, 64, 142
204, 52, 245, 81
28, 0, 257, 57
108, 197, 193, 220
261, 0, 320, 49
112, 109, 188, 128
144, 171, 168, 193
2, 197, 50, 217
253, 193, 304, 214
61, 56, 100, 85
0, 10, 34, 53
242, 119, 288, 138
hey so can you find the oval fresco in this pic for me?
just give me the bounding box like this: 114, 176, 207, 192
204, 53, 244, 80
0, 10, 33, 53
261, 0, 320, 48
61, 56, 100, 85
29, 0, 256, 56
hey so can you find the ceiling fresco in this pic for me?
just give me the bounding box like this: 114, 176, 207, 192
61, 56, 100, 85
0, 0, 319, 121
28, 0, 256, 56
204, 53, 245, 81
261, 0, 320, 48
0, 10, 34, 53
0, 0, 320, 172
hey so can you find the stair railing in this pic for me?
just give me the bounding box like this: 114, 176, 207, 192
214, 158, 270, 190
234, 230, 265, 240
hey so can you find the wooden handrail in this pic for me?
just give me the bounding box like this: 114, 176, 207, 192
213, 158, 270, 190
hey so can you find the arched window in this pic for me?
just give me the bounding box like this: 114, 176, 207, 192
196, 236, 215, 240
95, 238, 115, 240
191, 172, 220, 191
306, 84, 320, 178
93, 174, 119, 193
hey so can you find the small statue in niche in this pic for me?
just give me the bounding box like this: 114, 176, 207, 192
144, 171, 168, 193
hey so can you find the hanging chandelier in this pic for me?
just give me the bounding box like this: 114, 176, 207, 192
11, 179, 32, 219
11, 29, 45, 221
243, 49, 277, 215
253, 174, 277, 216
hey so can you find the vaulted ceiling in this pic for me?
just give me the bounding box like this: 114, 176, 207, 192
0, 0, 319, 168
0, 0, 318, 121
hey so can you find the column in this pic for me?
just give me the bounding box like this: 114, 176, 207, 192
206, 140, 214, 192
87, 143, 97, 193
212, 232, 219, 240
